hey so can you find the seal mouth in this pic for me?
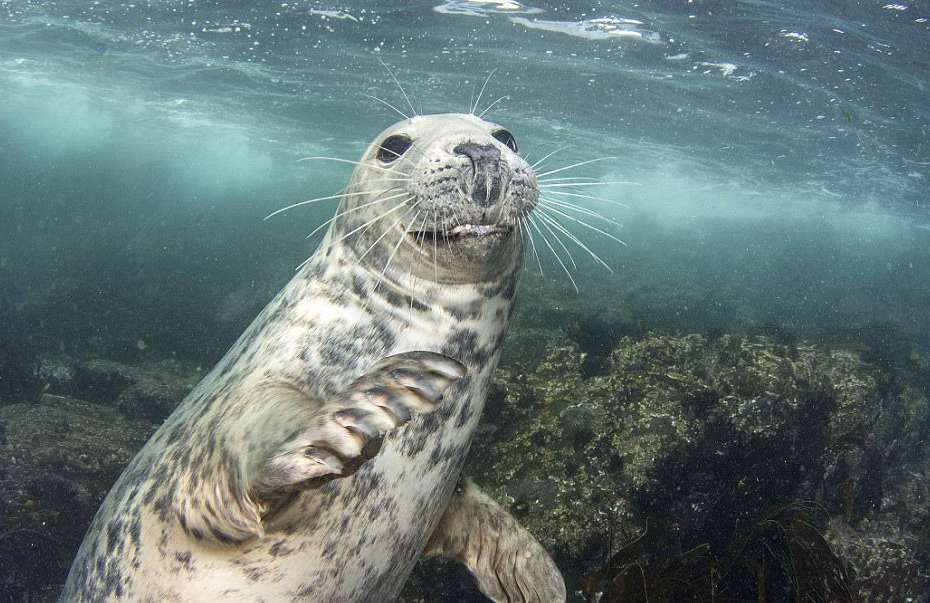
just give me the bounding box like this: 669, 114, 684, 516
407, 223, 513, 245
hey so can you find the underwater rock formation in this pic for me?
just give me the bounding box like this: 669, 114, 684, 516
71, 358, 203, 422
455, 331, 930, 601
0, 395, 153, 602
1, 332, 927, 601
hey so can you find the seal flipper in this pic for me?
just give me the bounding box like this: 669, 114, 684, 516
171, 351, 464, 545
252, 351, 466, 498
424, 479, 567, 603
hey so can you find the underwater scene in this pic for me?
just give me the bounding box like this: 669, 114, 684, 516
2, 0, 929, 601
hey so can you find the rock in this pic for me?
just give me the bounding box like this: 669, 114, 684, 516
70, 358, 204, 422
4, 332, 928, 602
824, 448, 930, 600
71, 359, 132, 403
460, 332, 930, 601
37, 356, 76, 394
0, 395, 155, 600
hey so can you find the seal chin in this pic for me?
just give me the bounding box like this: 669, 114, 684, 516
397, 218, 521, 283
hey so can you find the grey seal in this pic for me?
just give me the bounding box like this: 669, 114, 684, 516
61, 113, 566, 602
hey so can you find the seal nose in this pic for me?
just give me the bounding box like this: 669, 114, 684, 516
454, 142, 501, 165
453, 142, 504, 207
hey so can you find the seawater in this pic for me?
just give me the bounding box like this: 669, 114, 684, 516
1, 0, 928, 601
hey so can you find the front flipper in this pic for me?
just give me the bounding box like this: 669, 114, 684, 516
252, 351, 466, 497
171, 351, 464, 544
424, 479, 566, 603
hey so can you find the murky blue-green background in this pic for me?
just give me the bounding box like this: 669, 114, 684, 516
2, 0, 928, 361
1, 0, 929, 600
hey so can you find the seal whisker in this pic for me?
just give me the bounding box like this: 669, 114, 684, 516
298, 156, 407, 175
378, 58, 418, 117
537, 213, 578, 271
353, 196, 417, 243
527, 213, 579, 293
515, 215, 528, 270
536, 204, 628, 247
535, 209, 614, 273
521, 215, 544, 275
293, 253, 315, 273
542, 190, 630, 209
539, 181, 640, 188
265, 187, 399, 221
305, 213, 347, 244
493, 196, 508, 229
358, 203, 419, 262
471, 69, 498, 115
542, 190, 621, 204
431, 208, 439, 282
377, 207, 422, 286
364, 93, 410, 120
377, 142, 428, 171
317, 197, 413, 252
414, 209, 432, 249
359, 195, 419, 242
379, 139, 428, 161
305, 192, 412, 240
446, 199, 467, 249
530, 146, 570, 170
442, 213, 458, 259
537, 198, 620, 225
478, 95, 509, 119
408, 209, 433, 308
454, 203, 467, 233
537, 176, 601, 183
536, 157, 618, 178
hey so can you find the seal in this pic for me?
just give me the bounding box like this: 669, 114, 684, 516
60, 113, 566, 602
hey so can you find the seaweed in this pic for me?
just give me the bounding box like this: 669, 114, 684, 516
584, 504, 857, 602
583, 522, 716, 602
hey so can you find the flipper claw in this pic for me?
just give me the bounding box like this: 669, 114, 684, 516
252, 351, 466, 497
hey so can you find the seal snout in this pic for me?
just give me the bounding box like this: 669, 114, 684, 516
453, 142, 505, 207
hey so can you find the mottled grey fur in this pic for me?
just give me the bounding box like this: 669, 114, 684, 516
60, 114, 565, 602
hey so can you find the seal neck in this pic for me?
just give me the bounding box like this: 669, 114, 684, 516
303, 238, 521, 317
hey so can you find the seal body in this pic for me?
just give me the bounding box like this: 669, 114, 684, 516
61, 114, 552, 602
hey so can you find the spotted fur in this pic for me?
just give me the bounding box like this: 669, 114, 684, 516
61, 114, 560, 602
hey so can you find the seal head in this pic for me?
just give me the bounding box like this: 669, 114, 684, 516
335, 113, 537, 283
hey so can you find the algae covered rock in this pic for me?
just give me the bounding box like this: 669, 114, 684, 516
0, 395, 155, 600
463, 331, 930, 601
1, 330, 927, 602
71, 358, 204, 422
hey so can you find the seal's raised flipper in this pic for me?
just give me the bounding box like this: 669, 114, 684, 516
170, 351, 464, 544
252, 351, 466, 497
425, 479, 566, 603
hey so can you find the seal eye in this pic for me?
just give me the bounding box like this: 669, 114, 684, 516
492, 129, 518, 153
377, 135, 413, 163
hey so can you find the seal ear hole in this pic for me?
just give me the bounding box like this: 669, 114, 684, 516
492, 129, 518, 153
377, 135, 413, 163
